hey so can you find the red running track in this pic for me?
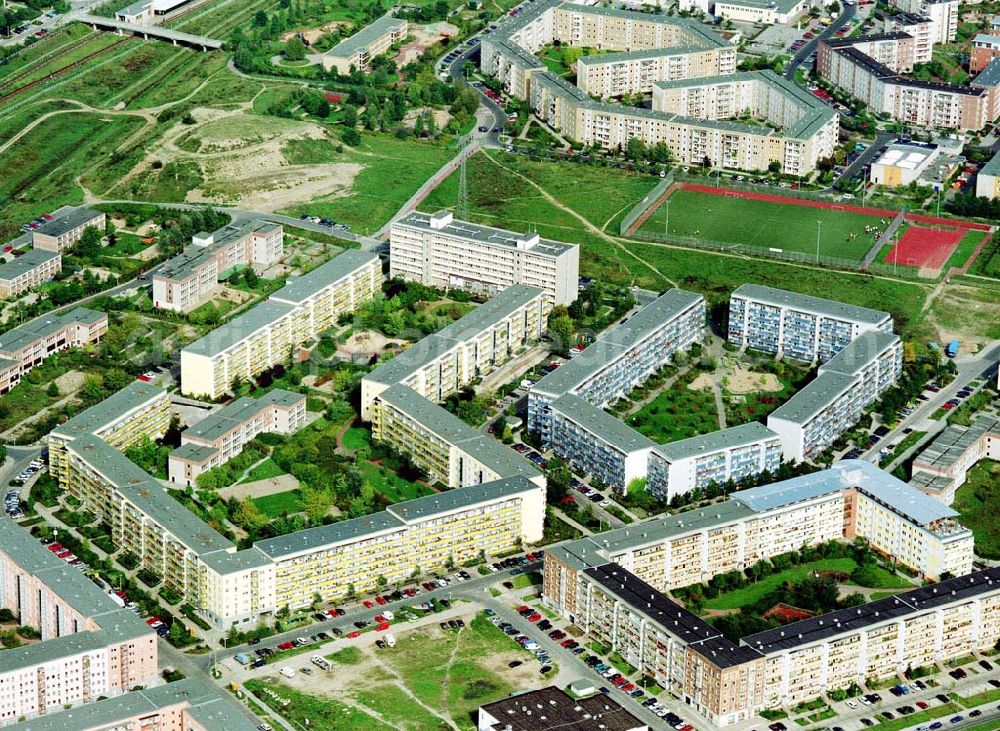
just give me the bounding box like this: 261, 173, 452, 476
678, 183, 992, 232
885, 226, 965, 270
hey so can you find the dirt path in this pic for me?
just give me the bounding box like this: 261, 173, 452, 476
368, 654, 459, 730
482, 150, 678, 288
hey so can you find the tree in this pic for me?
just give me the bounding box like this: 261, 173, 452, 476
626, 137, 646, 162
342, 128, 362, 146
342, 105, 358, 128
74, 226, 103, 259
547, 307, 574, 355
253, 10, 268, 26
768, 160, 782, 174
80, 374, 106, 403
545, 457, 572, 502
104, 368, 132, 393
243, 268, 260, 289
285, 36, 306, 61
47, 382, 59, 398
233, 498, 267, 532
301, 483, 331, 523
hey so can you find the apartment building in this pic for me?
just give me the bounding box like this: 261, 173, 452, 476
389, 211, 579, 305
713, 0, 810, 24
817, 35, 993, 131
975, 147, 1000, 199
0, 249, 60, 300
0, 518, 157, 726
910, 415, 1000, 503
480, 1, 835, 176
153, 220, 283, 313
544, 461, 971, 625
321, 13, 408, 73
256, 476, 545, 611
13, 679, 262, 731
361, 284, 548, 419
647, 422, 783, 500
181, 249, 380, 398
168, 388, 306, 485
768, 331, 903, 461
371, 383, 544, 488
728, 284, 893, 363
884, 13, 934, 63
0, 307, 107, 395
576, 45, 736, 98
30, 207, 105, 253
47, 379, 171, 482
528, 288, 705, 441
973, 34, 1000, 73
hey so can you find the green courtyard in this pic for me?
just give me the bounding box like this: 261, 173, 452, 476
951, 460, 1000, 559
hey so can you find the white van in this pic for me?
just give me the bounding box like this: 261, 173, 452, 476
279, 667, 295, 678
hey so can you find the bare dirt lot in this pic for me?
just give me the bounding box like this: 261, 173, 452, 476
218, 474, 300, 501
395, 21, 459, 65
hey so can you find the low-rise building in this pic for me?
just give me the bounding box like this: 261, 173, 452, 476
321, 13, 408, 73
389, 211, 579, 305
712, 0, 810, 25
153, 220, 283, 313
361, 284, 548, 419
168, 389, 306, 485
976, 147, 1000, 199
30, 207, 105, 253
371, 383, 545, 489
181, 249, 380, 398
728, 284, 893, 363
0, 307, 107, 395
116, 0, 155, 23
477, 686, 649, 731
910, 415, 1000, 503
972, 33, 1000, 73
869, 141, 940, 187
0, 249, 60, 300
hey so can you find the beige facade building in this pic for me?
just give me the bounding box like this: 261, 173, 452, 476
181, 249, 380, 399
0, 249, 60, 300
153, 220, 283, 313
389, 211, 579, 306
30, 207, 105, 253
168, 388, 306, 485
576, 46, 736, 98
321, 13, 408, 73
361, 284, 549, 419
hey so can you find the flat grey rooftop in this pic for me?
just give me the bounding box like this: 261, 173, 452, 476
820, 331, 900, 377
324, 13, 407, 59
732, 284, 890, 325
270, 249, 378, 305
654, 422, 779, 462
32, 206, 102, 238
52, 379, 165, 441
256, 511, 404, 560
387, 475, 538, 523
766, 371, 856, 425
0, 248, 59, 282
183, 389, 303, 443
396, 212, 576, 259
182, 300, 295, 357
0, 306, 105, 356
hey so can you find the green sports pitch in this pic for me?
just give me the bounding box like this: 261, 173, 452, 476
636, 188, 885, 262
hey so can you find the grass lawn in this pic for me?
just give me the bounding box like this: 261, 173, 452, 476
875, 702, 960, 731
343, 426, 372, 452
356, 460, 434, 504
627, 372, 720, 442
245, 679, 392, 730
703, 558, 858, 610
952, 461, 1000, 559
239, 458, 286, 484
879, 430, 927, 468
942, 230, 989, 271
251, 489, 304, 518
638, 188, 881, 262
958, 686, 1000, 709
327, 646, 363, 664
511, 572, 542, 590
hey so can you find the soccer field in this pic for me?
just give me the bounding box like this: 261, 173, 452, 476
637, 188, 884, 262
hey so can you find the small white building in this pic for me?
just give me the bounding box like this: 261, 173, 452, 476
869, 142, 939, 187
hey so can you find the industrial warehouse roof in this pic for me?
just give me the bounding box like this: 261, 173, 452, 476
0, 306, 105, 356
478, 685, 646, 731
731, 284, 891, 325
552, 393, 656, 454
32, 206, 102, 238
766, 371, 857, 425
0, 248, 58, 282
52, 379, 165, 441
324, 13, 407, 59
376, 384, 541, 480
653, 422, 778, 463
69, 434, 234, 556
819, 331, 899, 377
396, 212, 576, 258
183, 389, 303, 443
531, 289, 702, 399
913, 416, 1000, 470
743, 567, 1000, 655
387, 475, 538, 523
715, 0, 803, 12
270, 249, 378, 305
255, 511, 404, 560
182, 300, 295, 357
14, 678, 260, 731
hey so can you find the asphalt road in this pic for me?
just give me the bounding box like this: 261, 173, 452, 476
831, 130, 894, 190
783, 3, 856, 80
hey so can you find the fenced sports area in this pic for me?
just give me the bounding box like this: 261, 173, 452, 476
624, 181, 993, 277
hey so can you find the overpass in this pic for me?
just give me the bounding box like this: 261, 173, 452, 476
78, 14, 222, 50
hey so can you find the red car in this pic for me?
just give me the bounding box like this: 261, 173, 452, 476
57, 550, 71, 559
277, 641, 294, 651
525, 553, 536, 561
375, 596, 387, 606
622, 682, 635, 692
679, 725, 693, 731
528, 613, 542, 622
375, 615, 385, 623
376, 622, 390, 632
612, 677, 627, 687
916, 701, 928, 709
347, 630, 360, 639
363, 600, 374, 608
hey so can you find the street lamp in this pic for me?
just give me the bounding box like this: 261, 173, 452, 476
816, 220, 822, 264
664, 199, 670, 239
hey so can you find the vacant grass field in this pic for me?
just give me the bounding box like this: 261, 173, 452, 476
342, 427, 372, 452
356, 461, 434, 503
252, 488, 304, 518
240, 457, 286, 484
639, 188, 882, 262
951, 460, 1000, 559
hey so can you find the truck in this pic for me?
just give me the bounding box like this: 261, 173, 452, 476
946, 340, 959, 358
385, 633, 396, 648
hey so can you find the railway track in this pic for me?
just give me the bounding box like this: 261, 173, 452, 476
0, 36, 96, 93
0, 37, 130, 106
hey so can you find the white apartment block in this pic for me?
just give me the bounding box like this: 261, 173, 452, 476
181, 249, 380, 399
0, 519, 157, 726
768, 331, 903, 462
713, 0, 810, 25
361, 284, 548, 420
371, 383, 545, 489
0, 249, 60, 300
728, 284, 894, 363
153, 220, 283, 313
389, 211, 579, 306
884, 13, 934, 64
0, 307, 107, 395
576, 46, 736, 98
647, 422, 783, 500
168, 389, 306, 485
528, 288, 705, 441
30, 207, 105, 253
